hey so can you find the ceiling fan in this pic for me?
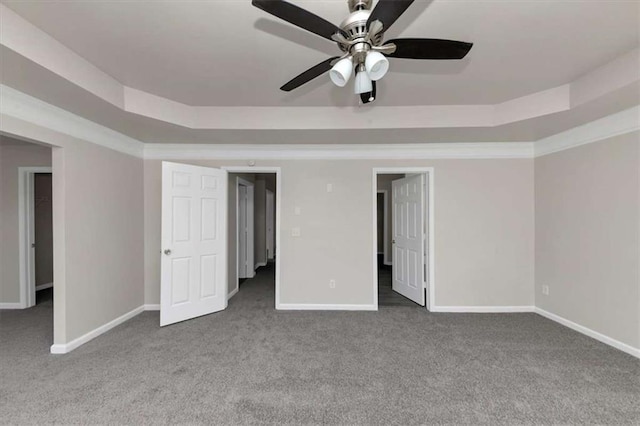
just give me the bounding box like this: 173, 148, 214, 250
252, 0, 473, 104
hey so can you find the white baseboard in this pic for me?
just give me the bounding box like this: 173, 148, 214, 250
144, 304, 160, 311
228, 287, 239, 300
534, 307, 640, 359
277, 303, 377, 311
383, 261, 392, 266
36, 282, 53, 291
254, 261, 267, 269
50, 305, 144, 354
0, 302, 24, 309
430, 305, 535, 313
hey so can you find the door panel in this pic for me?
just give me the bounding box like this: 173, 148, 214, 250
201, 199, 218, 240
200, 254, 217, 298
392, 174, 425, 306
171, 258, 190, 305
161, 162, 227, 326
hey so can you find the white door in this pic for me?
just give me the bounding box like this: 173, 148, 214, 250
161, 162, 228, 326
266, 190, 275, 260
392, 174, 425, 306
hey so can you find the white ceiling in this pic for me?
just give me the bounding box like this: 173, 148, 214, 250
0, 0, 638, 144
3, 0, 639, 108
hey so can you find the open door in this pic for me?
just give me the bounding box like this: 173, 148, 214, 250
161, 162, 228, 326
392, 174, 425, 306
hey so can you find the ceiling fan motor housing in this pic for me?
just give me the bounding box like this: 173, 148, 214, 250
339, 9, 384, 55
250, 0, 474, 101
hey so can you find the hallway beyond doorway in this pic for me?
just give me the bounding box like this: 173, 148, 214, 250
377, 256, 420, 308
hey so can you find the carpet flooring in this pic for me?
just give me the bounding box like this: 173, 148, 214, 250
1, 264, 639, 425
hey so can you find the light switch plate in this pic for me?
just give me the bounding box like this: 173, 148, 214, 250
294, 206, 301, 215
326, 183, 333, 193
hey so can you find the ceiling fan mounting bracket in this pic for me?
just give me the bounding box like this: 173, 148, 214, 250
348, 0, 372, 13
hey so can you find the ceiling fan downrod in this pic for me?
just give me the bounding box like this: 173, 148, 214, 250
329, 0, 392, 103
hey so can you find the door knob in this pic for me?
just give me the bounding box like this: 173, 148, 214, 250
392, 240, 396, 244
164, 249, 172, 255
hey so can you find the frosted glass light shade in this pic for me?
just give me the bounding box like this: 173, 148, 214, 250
365, 51, 389, 81
329, 57, 353, 87
354, 68, 373, 94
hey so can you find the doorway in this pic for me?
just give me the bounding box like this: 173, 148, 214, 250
373, 168, 435, 310
236, 177, 255, 281
376, 190, 389, 266
266, 189, 275, 261
1, 135, 57, 352
19, 167, 53, 308
228, 171, 279, 301
159, 163, 282, 327
34, 173, 54, 303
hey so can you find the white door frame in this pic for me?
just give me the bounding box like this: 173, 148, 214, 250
18, 166, 53, 308
223, 167, 282, 309
376, 190, 389, 265
236, 177, 255, 281
372, 168, 435, 311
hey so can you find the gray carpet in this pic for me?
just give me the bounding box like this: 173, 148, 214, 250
1, 264, 639, 425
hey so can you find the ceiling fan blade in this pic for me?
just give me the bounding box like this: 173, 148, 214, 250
385, 38, 473, 59
367, 0, 415, 33
280, 57, 339, 91
252, 0, 347, 41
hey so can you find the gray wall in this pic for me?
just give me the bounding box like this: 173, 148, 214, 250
144, 158, 534, 308
2, 114, 145, 346
535, 131, 640, 349
0, 138, 51, 303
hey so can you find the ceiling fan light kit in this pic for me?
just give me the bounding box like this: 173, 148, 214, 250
354, 64, 373, 95
329, 57, 354, 87
364, 51, 389, 81
252, 0, 473, 104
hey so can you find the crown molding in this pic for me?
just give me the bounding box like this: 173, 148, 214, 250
2, 3, 637, 132
534, 106, 640, 157
0, 85, 144, 158
1, 85, 637, 161
143, 142, 534, 160
0, 4, 123, 108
